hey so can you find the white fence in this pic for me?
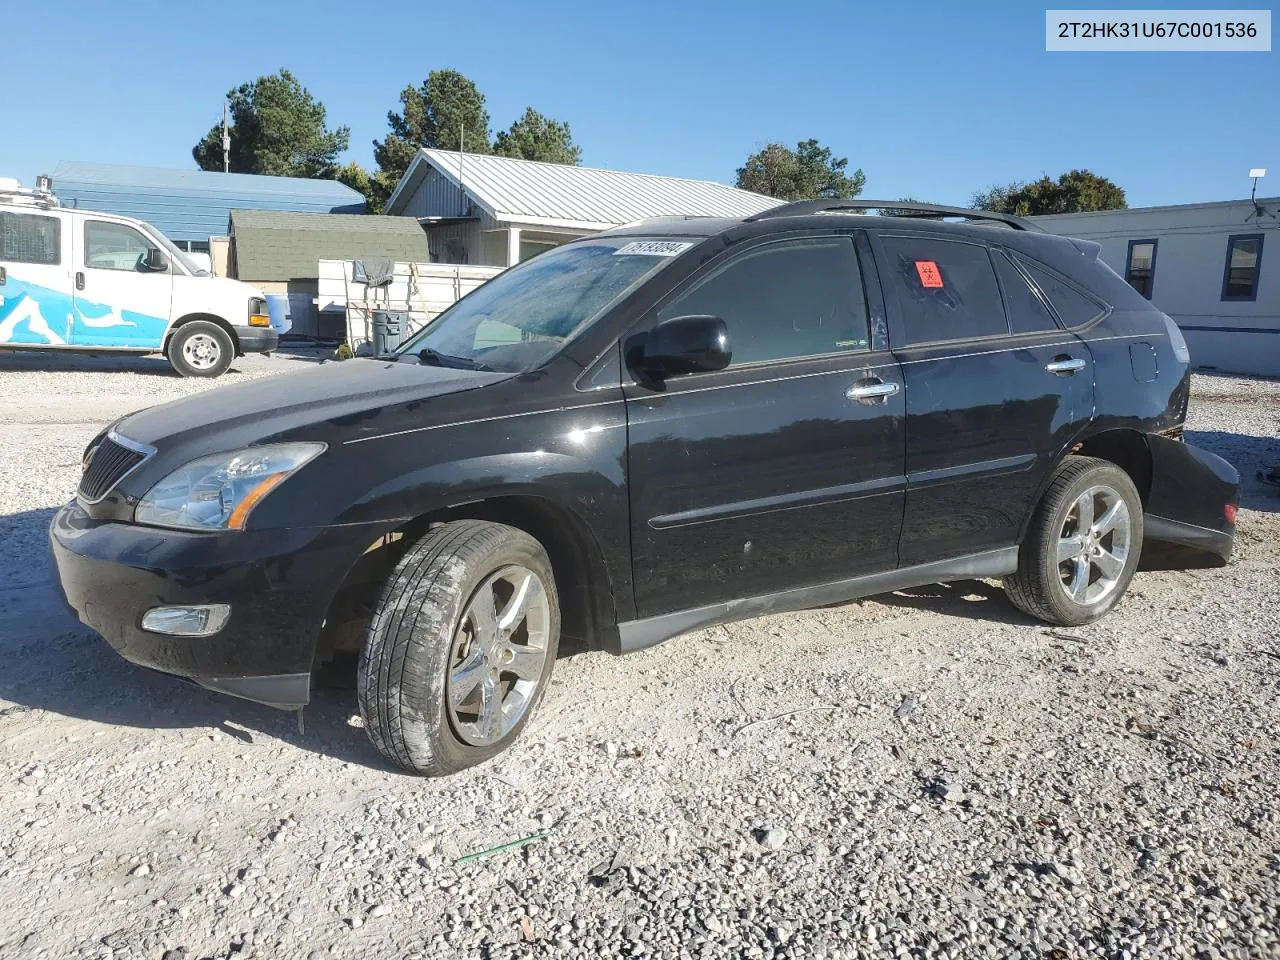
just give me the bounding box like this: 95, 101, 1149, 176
318, 259, 503, 353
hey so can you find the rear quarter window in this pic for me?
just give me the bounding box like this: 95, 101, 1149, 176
1018, 258, 1107, 329
0, 211, 60, 265
879, 236, 1008, 346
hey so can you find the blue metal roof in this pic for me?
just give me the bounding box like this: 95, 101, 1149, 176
51, 161, 366, 242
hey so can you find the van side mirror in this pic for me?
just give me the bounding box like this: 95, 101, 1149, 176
142, 248, 169, 273
642, 315, 732, 376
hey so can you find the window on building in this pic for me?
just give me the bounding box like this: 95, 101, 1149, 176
878, 236, 1007, 346
993, 251, 1059, 334
1018, 258, 1107, 329
1221, 234, 1263, 301
1125, 239, 1157, 299
0, 211, 60, 265
85, 221, 153, 272
658, 237, 870, 365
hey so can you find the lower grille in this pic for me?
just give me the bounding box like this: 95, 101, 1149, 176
79, 436, 148, 502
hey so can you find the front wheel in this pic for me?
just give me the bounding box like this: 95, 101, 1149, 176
358, 520, 560, 776
1004, 456, 1143, 626
167, 321, 233, 377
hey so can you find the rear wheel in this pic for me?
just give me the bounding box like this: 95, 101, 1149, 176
1005, 456, 1143, 626
357, 520, 559, 776
167, 321, 233, 377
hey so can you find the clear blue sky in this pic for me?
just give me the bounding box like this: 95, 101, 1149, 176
4, 0, 1276, 207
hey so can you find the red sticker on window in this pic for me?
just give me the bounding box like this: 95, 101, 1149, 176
915, 260, 944, 288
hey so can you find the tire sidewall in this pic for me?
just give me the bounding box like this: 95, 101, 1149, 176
1038, 462, 1144, 625
366, 527, 560, 774
168, 321, 233, 378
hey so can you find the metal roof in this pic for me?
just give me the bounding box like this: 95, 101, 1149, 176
229, 210, 427, 282
51, 162, 365, 242
386, 149, 782, 227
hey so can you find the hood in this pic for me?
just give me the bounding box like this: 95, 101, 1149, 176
118, 358, 510, 450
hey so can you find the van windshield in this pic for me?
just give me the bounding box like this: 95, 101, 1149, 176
396, 237, 692, 372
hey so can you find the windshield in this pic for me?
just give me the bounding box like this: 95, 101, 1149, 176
396, 236, 693, 372
141, 223, 206, 276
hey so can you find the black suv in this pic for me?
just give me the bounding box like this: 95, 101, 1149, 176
51, 201, 1239, 775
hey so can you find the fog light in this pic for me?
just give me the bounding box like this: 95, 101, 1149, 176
141, 604, 231, 637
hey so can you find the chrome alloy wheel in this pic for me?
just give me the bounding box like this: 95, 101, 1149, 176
182, 333, 222, 370
1056, 484, 1131, 607
446, 565, 551, 746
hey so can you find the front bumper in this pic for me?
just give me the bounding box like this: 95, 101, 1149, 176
233, 325, 279, 354
49, 500, 388, 709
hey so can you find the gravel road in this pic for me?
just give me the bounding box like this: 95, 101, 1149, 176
1, 350, 1278, 960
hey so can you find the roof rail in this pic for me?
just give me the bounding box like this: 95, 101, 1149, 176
744, 200, 1043, 232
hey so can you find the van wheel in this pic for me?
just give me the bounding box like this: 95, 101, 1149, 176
358, 520, 560, 776
1004, 456, 1143, 626
167, 321, 233, 377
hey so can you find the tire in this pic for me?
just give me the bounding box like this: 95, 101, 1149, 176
1004, 456, 1143, 626
358, 520, 560, 776
167, 321, 234, 377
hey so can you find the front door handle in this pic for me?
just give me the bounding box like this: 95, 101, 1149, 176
1046, 356, 1086, 375
846, 379, 900, 403
75, 271, 85, 291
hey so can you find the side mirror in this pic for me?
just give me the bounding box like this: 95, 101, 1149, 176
642, 315, 731, 376
142, 248, 168, 273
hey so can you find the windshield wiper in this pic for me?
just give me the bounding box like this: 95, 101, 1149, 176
416, 347, 494, 372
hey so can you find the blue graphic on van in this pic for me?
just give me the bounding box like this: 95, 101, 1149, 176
0, 277, 168, 348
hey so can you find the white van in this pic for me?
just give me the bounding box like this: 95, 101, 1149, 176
0, 178, 276, 377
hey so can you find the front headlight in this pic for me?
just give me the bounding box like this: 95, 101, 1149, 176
135, 442, 325, 531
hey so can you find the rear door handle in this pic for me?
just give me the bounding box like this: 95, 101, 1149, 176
1046, 356, 1086, 375
75, 271, 85, 291
846, 380, 900, 403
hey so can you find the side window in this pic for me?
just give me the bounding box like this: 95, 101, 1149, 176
0, 211, 61, 265
85, 221, 152, 272
658, 237, 870, 366
1125, 239, 1157, 299
1018, 258, 1107, 329
879, 236, 1007, 346
993, 252, 1060, 334
1221, 234, 1263, 302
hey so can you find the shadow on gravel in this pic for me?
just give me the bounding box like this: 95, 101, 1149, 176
0, 346, 329, 378
1185, 429, 1280, 515
0, 507, 390, 772
876, 578, 1036, 624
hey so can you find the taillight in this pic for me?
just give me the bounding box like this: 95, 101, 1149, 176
1224, 504, 1238, 524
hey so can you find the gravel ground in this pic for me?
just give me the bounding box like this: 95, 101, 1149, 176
1, 351, 1278, 960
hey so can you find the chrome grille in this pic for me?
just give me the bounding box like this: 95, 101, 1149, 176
79, 436, 148, 502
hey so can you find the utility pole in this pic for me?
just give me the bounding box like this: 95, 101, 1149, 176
221, 100, 231, 173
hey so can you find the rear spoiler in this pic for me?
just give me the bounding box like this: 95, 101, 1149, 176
1069, 238, 1102, 260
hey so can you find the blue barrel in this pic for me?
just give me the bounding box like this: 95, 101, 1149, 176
265, 294, 292, 335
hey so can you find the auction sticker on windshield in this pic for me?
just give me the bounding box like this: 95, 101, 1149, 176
614, 240, 695, 257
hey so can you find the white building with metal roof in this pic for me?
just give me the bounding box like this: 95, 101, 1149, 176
385, 149, 781, 267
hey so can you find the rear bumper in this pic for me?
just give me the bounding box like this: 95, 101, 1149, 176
49, 500, 388, 709
1140, 435, 1238, 570
233, 325, 279, 354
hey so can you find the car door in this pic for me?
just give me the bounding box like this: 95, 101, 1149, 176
71, 217, 173, 347
0, 207, 74, 345
623, 232, 906, 618
871, 231, 1094, 566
